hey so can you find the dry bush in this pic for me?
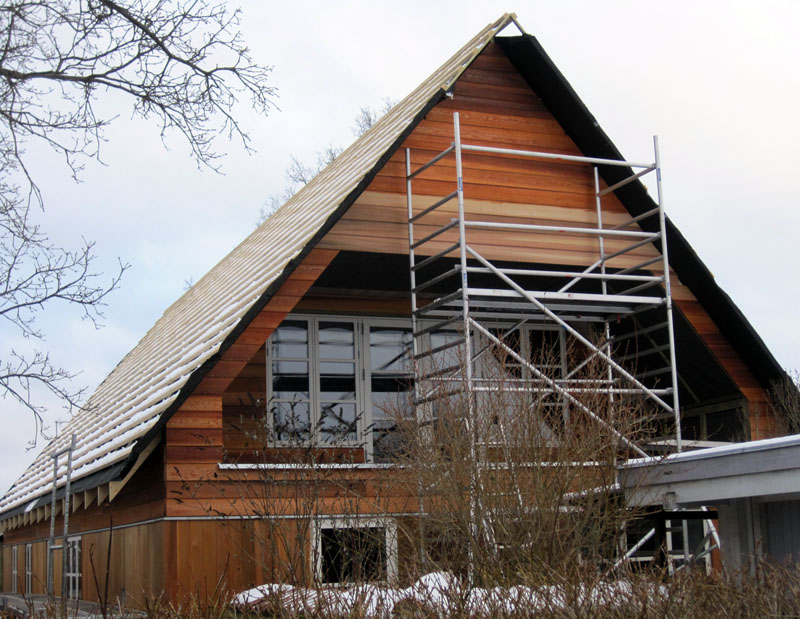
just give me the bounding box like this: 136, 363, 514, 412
770, 369, 800, 435
390, 335, 659, 588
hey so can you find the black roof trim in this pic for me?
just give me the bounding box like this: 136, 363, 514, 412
0, 462, 124, 522
496, 35, 785, 391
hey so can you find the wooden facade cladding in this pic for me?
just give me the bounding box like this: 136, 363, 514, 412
165, 249, 338, 517
314, 41, 774, 438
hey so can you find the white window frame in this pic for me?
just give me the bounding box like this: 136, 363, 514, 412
312, 517, 398, 584
11, 545, 18, 594
25, 543, 32, 594
64, 536, 81, 601
362, 318, 414, 462
267, 315, 364, 446
266, 314, 568, 460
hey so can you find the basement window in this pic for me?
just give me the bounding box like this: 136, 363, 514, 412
314, 518, 397, 584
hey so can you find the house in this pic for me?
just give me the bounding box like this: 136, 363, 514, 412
0, 14, 787, 606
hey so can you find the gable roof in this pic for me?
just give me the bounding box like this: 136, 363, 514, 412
0, 14, 785, 520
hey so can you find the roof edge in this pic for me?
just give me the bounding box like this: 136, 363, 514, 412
496, 34, 786, 392
122, 87, 451, 473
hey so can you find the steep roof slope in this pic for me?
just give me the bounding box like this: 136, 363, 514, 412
0, 14, 518, 518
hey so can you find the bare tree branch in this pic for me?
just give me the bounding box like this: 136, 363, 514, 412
0, 0, 276, 433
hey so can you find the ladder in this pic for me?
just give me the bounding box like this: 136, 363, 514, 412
47, 433, 76, 599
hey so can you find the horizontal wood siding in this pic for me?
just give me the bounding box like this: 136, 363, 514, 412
314, 41, 775, 436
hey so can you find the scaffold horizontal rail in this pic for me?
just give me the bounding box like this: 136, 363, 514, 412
410, 220, 459, 250
462, 219, 660, 239
460, 143, 655, 169
411, 244, 460, 271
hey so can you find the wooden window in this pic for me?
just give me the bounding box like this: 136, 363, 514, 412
270, 319, 312, 442
11, 545, 17, 594
266, 315, 568, 460
365, 323, 413, 462
268, 317, 360, 446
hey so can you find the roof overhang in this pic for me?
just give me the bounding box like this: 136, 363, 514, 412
497, 35, 786, 391
619, 434, 800, 507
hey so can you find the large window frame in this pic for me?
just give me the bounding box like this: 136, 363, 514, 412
268, 316, 362, 447
266, 314, 568, 461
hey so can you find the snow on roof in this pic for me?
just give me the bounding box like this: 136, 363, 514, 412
0, 14, 517, 517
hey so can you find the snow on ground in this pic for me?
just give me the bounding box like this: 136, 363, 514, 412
232, 572, 666, 616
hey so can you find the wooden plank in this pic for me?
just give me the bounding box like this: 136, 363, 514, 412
166, 428, 224, 446
166, 410, 223, 429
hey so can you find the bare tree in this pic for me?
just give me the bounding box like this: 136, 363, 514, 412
257, 98, 397, 224
0, 0, 276, 433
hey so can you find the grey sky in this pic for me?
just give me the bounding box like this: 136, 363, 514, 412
1, 1, 798, 496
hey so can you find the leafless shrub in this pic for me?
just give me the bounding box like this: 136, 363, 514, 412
769, 369, 800, 435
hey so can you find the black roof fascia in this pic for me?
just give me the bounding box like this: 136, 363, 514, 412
496, 35, 786, 391
0, 462, 125, 522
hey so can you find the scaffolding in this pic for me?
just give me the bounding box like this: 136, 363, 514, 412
405, 112, 713, 569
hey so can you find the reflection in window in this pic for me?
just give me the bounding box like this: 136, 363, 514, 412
369, 326, 413, 462
271, 320, 311, 441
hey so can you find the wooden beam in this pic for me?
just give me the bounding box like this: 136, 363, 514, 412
109, 435, 160, 502
71, 492, 83, 513
97, 483, 109, 505
84, 489, 95, 509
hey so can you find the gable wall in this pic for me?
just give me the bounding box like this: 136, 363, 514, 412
316, 41, 775, 439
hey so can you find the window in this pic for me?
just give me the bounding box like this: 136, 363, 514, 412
25, 543, 32, 593
11, 545, 17, 594
314, 518, 397, 584
365, 323, 413, 462
266, 315, 567, 460
64, 537, 81, 601
269, 317, 359, 445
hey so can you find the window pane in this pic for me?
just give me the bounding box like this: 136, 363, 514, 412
430, 330, 461, 368
272, 320, 308, 358
272, 401, 311, 442
370, 327, 412, 373
272, 358, 309, 401
371, 379, 412, 421
321, 527, 386, 583
319, 322, 354, 359
319, 402, 358, 443
319, 361, 355, 376
320, 362, 356, 400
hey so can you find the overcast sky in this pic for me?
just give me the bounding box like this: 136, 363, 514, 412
1, 1, 798, 496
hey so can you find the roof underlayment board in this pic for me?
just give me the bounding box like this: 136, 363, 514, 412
0, 13, 785, 520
